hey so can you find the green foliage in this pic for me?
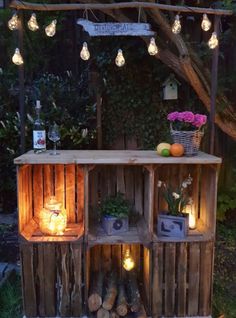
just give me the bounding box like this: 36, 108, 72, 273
217, 184, 236, 221
101, 193, 130, 218
0, 274, 22, 318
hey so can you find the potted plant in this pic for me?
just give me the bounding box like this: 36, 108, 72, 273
157, 175, 193, 238
101, 192, 130, 235
167, 111, 207, 156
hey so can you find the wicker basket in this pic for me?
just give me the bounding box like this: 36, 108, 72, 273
170, 126, 204, 156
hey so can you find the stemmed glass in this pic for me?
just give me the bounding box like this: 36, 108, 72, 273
48, 123, 60, 155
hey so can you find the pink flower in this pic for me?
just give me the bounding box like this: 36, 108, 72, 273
167, 111, 179, 121
193, 114, 207, 128
181, 111, 195, 123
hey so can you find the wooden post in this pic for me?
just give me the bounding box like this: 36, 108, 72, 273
210, 15, 220, 154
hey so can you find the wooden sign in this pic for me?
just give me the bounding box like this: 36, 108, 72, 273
77, 19, 155, 36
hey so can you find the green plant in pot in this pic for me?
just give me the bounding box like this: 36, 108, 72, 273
101, 192, 130, 235
157, 175, 193, 238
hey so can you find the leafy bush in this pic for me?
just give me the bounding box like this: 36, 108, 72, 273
101, 193, 130, 218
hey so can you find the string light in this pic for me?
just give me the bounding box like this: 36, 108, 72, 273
208, 32, 218, 49
201, 14, 211, 31
28, 13, 39, 31
45, 19, 57, 37
122, 249, 135, 271
172, 14, 181, 34
80, 42, 90, 61
148, 37, 158, 56
8, 13, 19, 31
12, 48, 24, 65
115, 49, 125, 67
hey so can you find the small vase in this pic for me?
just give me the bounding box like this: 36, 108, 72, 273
102, 215, 129, 235
157, 213, 189, 238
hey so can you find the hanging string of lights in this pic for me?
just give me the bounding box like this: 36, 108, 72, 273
7, 9, 222, 66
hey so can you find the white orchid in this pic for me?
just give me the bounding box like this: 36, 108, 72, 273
157, 180, 162, 188
172, 192, 180, 199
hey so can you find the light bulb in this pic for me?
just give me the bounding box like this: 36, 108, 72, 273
148, 37, 158, 56
115, 49, 125, 67
80, 42, 90, 61
172, 15, 181, 34
28, 13, 39, 31
123, 249, 135, 271
45, 19, 57, 37
12, 48, 24, 65
208, 32, 218, 49
201, 14, 211, 32
8, 13, 19, 31
185, 203, 196, 230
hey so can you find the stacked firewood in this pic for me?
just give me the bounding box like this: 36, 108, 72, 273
88, 271, 147, 318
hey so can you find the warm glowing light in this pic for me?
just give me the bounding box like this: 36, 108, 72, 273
12, 48, 24, 65
28, 13, 39, 31
123, 249, 135, 271
39, 196, 67, 235
80, 42, 90, 61
115, 49, 125, 67
148, 37, 158, 56
8, 13, 19, 31
185, 203, 196, 230
45, 19, 57, 37
172, 15, 181, 34
208, 32, 218, 49
201, 14, 211, 31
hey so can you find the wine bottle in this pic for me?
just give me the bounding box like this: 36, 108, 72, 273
33, 100, 46, 153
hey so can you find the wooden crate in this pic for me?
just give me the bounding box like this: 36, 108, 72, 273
20, 242, 83, 317
154, 164, 219, 242
17, 164, 84, 242
152, 241, 214, 317
88, 165, 155, 245
86, 243, 152, 314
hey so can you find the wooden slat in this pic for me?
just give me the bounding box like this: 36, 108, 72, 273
21, 243, 37, 317
177, 242, 187, 316
27, 165, 33, 226
33, 165, 43, 220
78, 166, 85, 226
116, 166, 125, 194
134, 167, 143, 215
65, 164, 76, 222
60, 244, 71, 317
152, 243, 163, 317
18, 166, 25, 232
125, 166, 134, 205
192, 165, 200, 228
143, 247, 150, 311
188, 242, 200, 316
199, 241, 213, 316
71, 244, 82, 316
164, 243, 176, 316
43, 164, 54, 207
44, 244, 56, 316
37, 243, 45, 316
112, 244, 121, 277
55, 164, 65, 208
102, 245, 112, 272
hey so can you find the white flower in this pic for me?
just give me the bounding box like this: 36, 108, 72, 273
82, 128, 88, 138
182, 182, 187, 188
157, 181, 162, 188
188, 198, 193, 205
172, 192, 180, 199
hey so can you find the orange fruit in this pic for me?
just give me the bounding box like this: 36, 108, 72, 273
170, 143, 184, 157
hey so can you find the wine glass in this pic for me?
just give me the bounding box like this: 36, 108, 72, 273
48, 123, 60, 155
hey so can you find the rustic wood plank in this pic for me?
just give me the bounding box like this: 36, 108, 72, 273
60, 244, 71, 317
65, 164, 76, 223
18, 166, 25, 233
188, 242, 200, 316
152, 243, 163, 317
37, 243, 45, 316
143, 246, 150, 311
125, 166, 134, 205
44, 244, 56, 316
78, 165, 85, 228
164, 243, 176, 316
55, 164, 65, 208
134, 167, 143, 215
43, 164, 54, 206
71, 244, 82, 316
14, 150, 222, 165
112, 244, 121, 277
199, 241, 213, 316
117, 166, 125, 194
102, 245, 112, 272
191, 165, 200, 230
21, 243, 37, 317
27, 165, 33, 226
177, 242, 187, 316
33, 164, 43, 220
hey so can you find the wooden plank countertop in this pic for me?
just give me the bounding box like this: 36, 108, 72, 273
14, 150, 222, 165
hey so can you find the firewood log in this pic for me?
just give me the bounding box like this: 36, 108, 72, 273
115, 283, 128, 316
88, 271, 104, 312
97, 307, 109, 318
134, 304, 147, 318
109, 310, 119, 318
102, 272, 118, 311
126, 271, 141, 312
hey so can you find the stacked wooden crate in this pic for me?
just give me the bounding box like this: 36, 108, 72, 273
14, 150, 221, 318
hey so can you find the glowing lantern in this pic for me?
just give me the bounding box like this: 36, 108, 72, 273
123, 249, 135, 271
39, 196, 67, 235
185, 201, 196, 230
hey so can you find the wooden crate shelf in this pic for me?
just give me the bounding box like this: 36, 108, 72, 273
14, 150, 222, 318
